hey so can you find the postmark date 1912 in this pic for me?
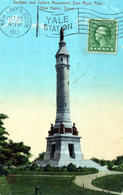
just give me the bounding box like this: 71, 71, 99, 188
0, 6, 31, 38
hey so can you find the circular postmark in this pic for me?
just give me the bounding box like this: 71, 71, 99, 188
0, 6, 31, 38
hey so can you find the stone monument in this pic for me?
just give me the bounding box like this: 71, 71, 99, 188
38, 28, 107, 170
38, 28, 83, 167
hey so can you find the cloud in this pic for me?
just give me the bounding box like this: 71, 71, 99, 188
32, 22, 44, 29
104, 0, 119, 13
103, 5, 108, 12
73, 17, 80, 26
120, 46, 123, 49
0, 101, 3, 107
73, 72, 87, 84
73, 17, 88, 27
31, 23, 37, 28
114, 137, 123, 144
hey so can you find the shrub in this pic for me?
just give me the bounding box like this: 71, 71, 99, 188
40, 166, 44, 171
120, 164, 123, 169
0, 167, 11, 176
107, 161, 114, 170
62, 166, 67, 169
10, 165, 16, 169
10, 169, 17, 175
60, 166, 67, 171
88, 168, 98, 174
3, 169, 11, 176
53, 167, 60, 171
112, 164, 123, 172
67, 163, 76, 172
44, 164, 53, 171
24, 165, 31, 170
61, 167, 67, 172
30, 163, 39, 171
77, 167, 84, 172
100, 160, 106, 166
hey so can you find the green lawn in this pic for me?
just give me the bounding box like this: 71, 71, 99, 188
0, 175, 112, 195
92, 174, 123, 193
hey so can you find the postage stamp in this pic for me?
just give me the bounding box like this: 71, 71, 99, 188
88, 19, 118, 54
0, 6, 31, 38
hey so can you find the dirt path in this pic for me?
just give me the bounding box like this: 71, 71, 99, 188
75, 170, 123, 195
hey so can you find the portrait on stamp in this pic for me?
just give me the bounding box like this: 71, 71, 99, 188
88, 19, 118, 54
94, 25, 111, 47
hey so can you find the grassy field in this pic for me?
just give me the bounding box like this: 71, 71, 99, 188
0, 175, 112, 195
92, 174, 123, 193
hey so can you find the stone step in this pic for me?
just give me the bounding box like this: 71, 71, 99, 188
36, 159, 107, 171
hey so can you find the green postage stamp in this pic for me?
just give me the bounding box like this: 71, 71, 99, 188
88, 19, 118, 54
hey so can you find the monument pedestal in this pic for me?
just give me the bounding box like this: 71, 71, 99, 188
38, 134, 83, 167
37, 134, 107, 170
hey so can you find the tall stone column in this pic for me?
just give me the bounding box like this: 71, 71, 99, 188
54, 39, 72, 132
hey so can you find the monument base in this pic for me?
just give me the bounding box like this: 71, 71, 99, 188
37, 134, 83, 167
36, 134, 107, 170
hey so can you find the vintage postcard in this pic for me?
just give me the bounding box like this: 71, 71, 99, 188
0, 0, 123, 194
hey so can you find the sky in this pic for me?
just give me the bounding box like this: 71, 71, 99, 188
0, 0, 123, 161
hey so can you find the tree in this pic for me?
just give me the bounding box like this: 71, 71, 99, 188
100, 159, 106, 166
107, 161, 114, 170
115, 156, 123, 165
33, 152, 46, 162
67, 163, 76, 172
30, 163, 39, 171
5, 140, 31, 166
91, 157, 100, 164
44, 164, 53, 171
0, 166, 10, 176
0, 114, 9, 165
0, 114, 9, 144
0, 113, 31, 166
